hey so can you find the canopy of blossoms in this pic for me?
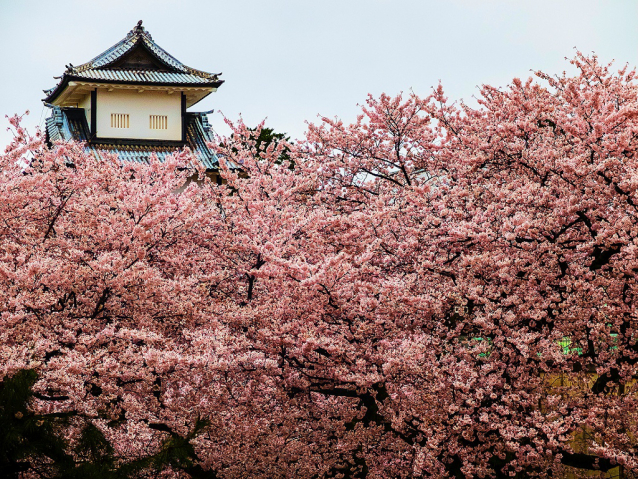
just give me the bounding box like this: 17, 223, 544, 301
1, 53, 637, 478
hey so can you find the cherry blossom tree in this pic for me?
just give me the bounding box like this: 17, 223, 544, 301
1, 53, 638, 478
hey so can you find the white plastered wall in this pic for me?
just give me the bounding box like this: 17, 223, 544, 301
95, 89, 182, 141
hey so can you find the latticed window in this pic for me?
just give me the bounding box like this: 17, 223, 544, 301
111, 113, 129, 129
150, 115, 168, 130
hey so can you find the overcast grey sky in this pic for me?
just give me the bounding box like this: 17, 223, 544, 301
0, 0, 636, 149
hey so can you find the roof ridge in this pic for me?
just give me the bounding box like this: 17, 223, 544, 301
69, 21, 217, 77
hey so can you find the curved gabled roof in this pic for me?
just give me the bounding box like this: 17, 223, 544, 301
43, 21, 223, 104
74, 21, 217, 77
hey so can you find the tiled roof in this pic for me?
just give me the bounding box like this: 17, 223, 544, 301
76, 22, 200, 74
68, 69, 217, 84
44, 21, 223, 103
45, 107, 221, 170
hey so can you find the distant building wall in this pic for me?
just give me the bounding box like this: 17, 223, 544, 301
95, 90, 181, 141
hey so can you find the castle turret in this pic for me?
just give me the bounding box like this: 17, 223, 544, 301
43, 21, 223, 169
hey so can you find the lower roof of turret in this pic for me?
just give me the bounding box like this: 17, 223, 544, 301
45, 106, 225, 170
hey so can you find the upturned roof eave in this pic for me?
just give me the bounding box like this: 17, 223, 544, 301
43, 74, 225, 105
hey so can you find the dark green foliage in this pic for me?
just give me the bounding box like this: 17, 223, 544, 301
0, 369, 212, 478
142, 418, 216, 478
63, 423, 120, 479
251, 127, 291, 166
0, 369, 72, 478
222, 125, 292, 167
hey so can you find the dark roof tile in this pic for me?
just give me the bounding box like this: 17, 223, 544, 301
71, 69, 217, 85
